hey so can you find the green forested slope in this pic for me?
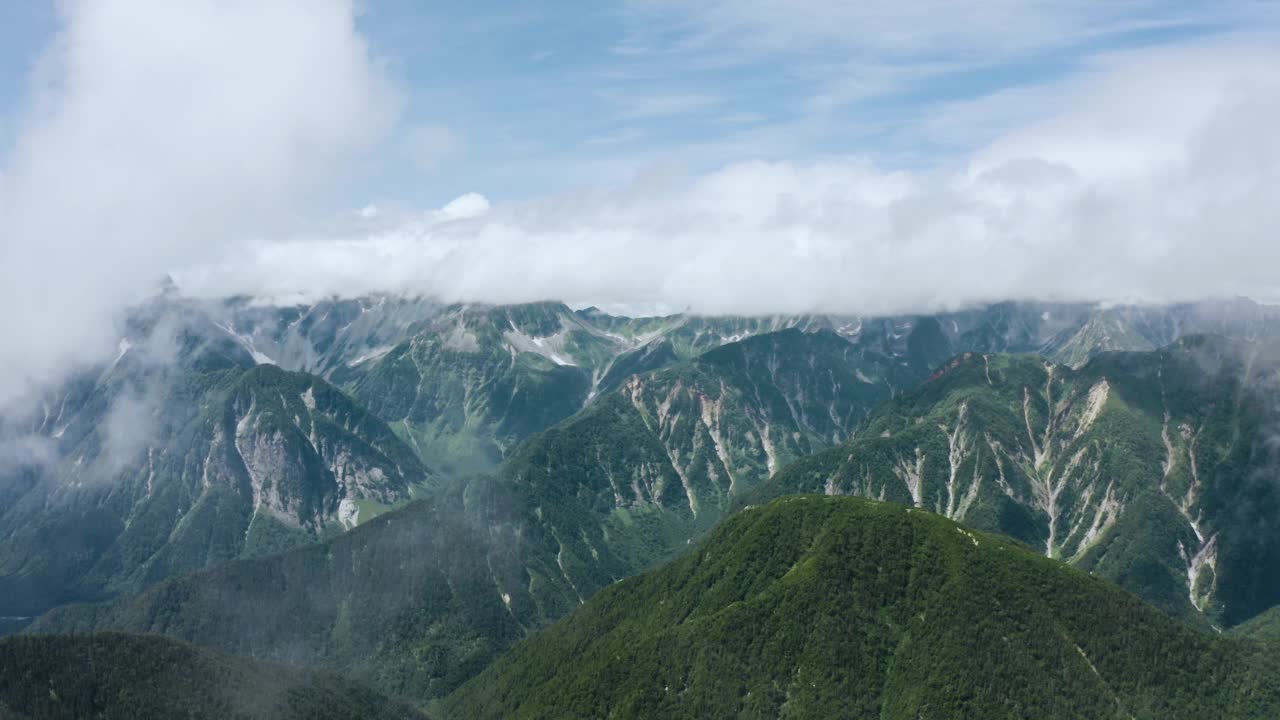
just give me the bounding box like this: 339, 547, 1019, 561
0, 632, 420, 719
1230, 605, 1280, 642
755, 337, 1280, 625
26, 478, 593, 704
446, 496, 1280, 720
21, 325, 909, 705
0, 357, 428, 621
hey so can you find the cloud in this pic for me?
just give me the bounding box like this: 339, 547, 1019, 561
621, 0, 1274, 60
176, 39, 1280, 315
0, 0, 398, 409
440, 193, 491, 220
0, 434, 55, 471
4, 5, 1280, 418
605, 0, 1280, 170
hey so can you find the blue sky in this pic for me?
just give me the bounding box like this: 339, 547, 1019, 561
2, 1, 1276, 207
356, 0, 1277, 204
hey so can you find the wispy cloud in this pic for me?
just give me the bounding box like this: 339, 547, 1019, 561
604, 0, 1280, 167
619, 0, 1272, 60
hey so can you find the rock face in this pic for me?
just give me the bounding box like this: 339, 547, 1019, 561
499, 327, 922, 572
328, 302, 862, 472
55, 294, 1279, 481
336, 302, 604, 471
760, 336, 1280, 625
216, 293, 446, 376
0, 354, 428, 620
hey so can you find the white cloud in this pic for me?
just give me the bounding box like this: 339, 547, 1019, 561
178, 41, 1280, 315
0, 0, 398, 408
441, 193, 491, 220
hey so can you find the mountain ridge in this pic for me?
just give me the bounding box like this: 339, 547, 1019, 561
445, 494, 1280, 719
754, 335, 1280, 624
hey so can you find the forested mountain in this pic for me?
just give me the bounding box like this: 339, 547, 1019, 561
446, 495, 1280, 720
756, 337, 1280, 625
29, 478, 591, 703
0, 301, 430, 622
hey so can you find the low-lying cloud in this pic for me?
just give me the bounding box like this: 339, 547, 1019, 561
182, 41, 1280, 316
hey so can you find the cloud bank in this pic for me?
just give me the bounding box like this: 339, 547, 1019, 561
182, 40, 1280, 316
3, 4, 1279, 412
0, 0, 397, 407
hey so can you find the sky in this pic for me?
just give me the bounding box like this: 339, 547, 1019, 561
1, 0, 1280, 404
4, 1, 1277, 205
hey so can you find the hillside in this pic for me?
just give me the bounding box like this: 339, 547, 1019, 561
501, 327, 919, 572
329, 303, 863, 472
29, 331, 1280, 706
316, 298, 1273, 473
0, 632, 420, 719
445, 495, 1280, 719
19, 326, 916, 702
26, 478, 600, 704
0, 349, 429, 621
1230, 606, 1280, 642
754, 337, 1280, 625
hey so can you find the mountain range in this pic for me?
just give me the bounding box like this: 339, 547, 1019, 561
9, 293, 1280, 714
757, 336, 1280, 625
0, 299, 431, 620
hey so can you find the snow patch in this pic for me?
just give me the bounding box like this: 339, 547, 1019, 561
214, 321, 275, 365
348, 345, 394, 366
503, 327, 577, 366
443, 324, 480, 353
